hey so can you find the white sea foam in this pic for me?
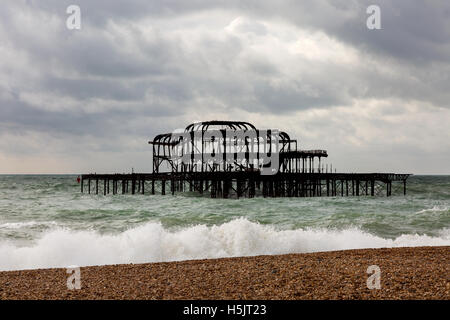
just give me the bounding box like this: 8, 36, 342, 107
415, 205, 449, 214
0, 218, 449, 271
0, 221, 58, 229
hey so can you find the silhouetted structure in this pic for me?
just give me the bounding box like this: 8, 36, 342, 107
81, 121, 410, 198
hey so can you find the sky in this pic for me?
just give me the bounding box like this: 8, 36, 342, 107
0, 0, 449, 174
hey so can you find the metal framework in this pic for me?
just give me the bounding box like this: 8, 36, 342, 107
149, 120, 327, 174
81, 120, 411, 198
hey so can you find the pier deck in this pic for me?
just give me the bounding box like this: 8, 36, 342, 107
80, 172, 411, 198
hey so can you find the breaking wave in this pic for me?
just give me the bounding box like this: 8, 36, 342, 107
0, 218, 449, 271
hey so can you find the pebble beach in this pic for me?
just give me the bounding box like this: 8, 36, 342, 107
0, 246, 448, 300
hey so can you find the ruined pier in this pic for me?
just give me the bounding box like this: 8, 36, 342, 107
81, 121, 411, 198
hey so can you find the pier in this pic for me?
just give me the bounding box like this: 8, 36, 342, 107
80, 172, 410, 198
81, 121, 411, 198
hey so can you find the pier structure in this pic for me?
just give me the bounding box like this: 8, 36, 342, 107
81, 121, 410, 198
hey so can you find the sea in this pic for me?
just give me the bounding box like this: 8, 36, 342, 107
0, 175, 448, 271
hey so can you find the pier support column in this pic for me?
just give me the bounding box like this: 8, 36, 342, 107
403, 179, 406, 196
313, 180, 317, 197
287, 179, 295, 197
269, 180, 273, 197
249, 180, 255, 198
217, 180, 222, 197
162, 180, 166, 195
237, 180, 242, 198
223, 180, 230, 199
210, 180, 217, 198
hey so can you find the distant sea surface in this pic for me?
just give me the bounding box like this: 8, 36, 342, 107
0, 175, 449, 271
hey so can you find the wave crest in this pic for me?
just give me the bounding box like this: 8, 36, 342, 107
0, 218, 449, 271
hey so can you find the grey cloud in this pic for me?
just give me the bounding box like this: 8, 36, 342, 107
21, 0, 450, 64
0, 93, 179, 139
4, 1, 449, 113
42, 77, 147, 101
0, 0, 449, 173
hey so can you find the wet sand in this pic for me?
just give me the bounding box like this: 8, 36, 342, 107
0, 246, 448, 300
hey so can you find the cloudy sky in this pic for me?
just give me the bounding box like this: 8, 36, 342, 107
0, 0, 449, 174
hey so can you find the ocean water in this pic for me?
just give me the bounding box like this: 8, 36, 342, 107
0, 175, 448, 271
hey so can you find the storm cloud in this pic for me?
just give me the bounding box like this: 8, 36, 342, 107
0, 0, 449, 173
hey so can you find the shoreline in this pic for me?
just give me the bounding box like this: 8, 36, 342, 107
0, 246, 448, 300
